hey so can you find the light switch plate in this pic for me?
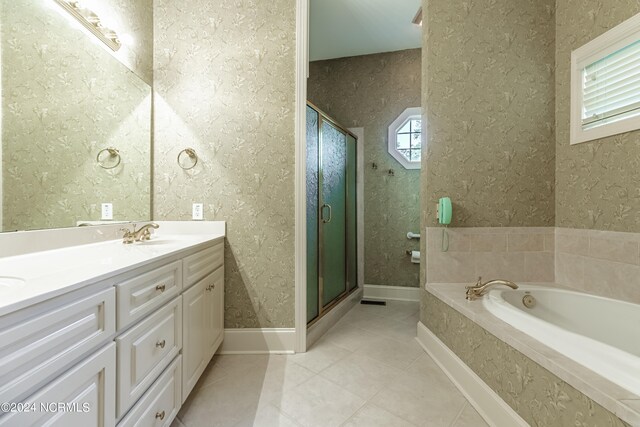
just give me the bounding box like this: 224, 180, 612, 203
101, 203, 113, 220
192, 203, 204, 220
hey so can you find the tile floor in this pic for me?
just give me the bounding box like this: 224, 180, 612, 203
171, 300, 488, 427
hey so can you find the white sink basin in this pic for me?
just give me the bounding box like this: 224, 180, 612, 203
0, 277, 25, 288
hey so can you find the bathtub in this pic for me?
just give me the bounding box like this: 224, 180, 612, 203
483, 285, 640, 397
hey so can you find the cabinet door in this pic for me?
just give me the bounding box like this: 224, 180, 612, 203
0, 343, 116, 427
181, 279, 207, 402
205, 266, 224, 360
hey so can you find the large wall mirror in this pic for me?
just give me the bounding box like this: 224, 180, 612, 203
1, 0, 152, 232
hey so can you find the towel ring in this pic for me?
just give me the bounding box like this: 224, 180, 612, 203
96, 147, 121, 169
178, 148, 198, 170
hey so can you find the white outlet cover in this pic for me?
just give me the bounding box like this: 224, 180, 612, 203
192, 203, 204, 220
101, 203, 113, 220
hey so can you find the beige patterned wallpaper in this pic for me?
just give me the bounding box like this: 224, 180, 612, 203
2, 0, 151, 232
421, 290, 630, 427
421, 0, 556, 228
308, 49, 421, 288
556, 1, 640, 232
153, 0, 296, 328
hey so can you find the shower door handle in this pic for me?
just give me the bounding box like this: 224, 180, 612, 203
321, 204, 332, 223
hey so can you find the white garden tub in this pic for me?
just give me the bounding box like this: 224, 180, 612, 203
483, 285, 640, 396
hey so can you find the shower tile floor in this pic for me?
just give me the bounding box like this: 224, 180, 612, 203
171, 300, 487, 427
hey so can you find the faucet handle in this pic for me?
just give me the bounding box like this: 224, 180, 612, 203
466, 276, 482, 290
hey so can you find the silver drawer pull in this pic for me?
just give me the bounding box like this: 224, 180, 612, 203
155, 410, 165, 420
156, 284, 166, 292
156, 339, 166, 349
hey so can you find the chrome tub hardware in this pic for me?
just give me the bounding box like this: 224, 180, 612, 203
465, 277, 519, 301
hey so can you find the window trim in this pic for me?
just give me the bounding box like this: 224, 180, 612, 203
388, 107, 422, 169
571, 12, 640, 145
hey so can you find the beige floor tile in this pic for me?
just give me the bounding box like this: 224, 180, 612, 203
370, 365, 467, 427
452, 403, 488, 427
290, 339, 351, 373
233, 403, 301, 427
319, 352, 403, 400
341, 403, 417, 427
170, 417, 186, 427
178, 369, 269, 427
319, 323, 381, 352
274, 375, 365, 427
354, 336, 423, 370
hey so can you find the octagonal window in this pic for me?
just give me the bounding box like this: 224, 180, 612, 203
388, 107, 422, 169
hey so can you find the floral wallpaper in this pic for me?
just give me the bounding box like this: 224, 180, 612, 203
308, 49, 421, 289
556, 0, 640, 232
153, 0, 296, 328
421, 290, 631, 427
1, 0, 151, 232
421, 0, 556, 228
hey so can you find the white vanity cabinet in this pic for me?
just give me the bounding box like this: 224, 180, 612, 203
181, 265, 224, 400
0, 235, 225, 427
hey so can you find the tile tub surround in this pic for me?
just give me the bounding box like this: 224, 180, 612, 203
424, 227, 555, 285
556, 228, 640, 304
421, 284, 639, 426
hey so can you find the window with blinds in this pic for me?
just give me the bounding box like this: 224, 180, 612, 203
582, 39, 640, 130
571, 12, 640, 144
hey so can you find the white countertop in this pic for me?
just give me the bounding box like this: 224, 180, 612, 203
425, 283, 640, 426
0, 221, 225, 317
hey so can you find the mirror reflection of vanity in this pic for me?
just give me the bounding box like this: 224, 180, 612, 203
1, 0, 152, 232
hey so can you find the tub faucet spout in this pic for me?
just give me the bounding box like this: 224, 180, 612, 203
465, 277, 518, 301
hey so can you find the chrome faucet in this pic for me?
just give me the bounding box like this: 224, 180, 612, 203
121, 223, 159, 244
465, 277, 518, 301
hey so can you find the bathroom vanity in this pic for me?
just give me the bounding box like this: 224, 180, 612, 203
0, 222, 225, 427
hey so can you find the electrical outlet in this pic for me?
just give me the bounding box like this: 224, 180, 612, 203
192, 203, 204, 220
101, 203, 113, 220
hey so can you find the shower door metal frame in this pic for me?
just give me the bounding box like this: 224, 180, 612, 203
307, 102, 358, 327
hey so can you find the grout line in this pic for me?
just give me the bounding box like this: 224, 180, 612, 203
448, 401, 468, 427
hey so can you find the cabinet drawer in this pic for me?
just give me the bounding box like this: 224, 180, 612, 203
116, 297, 182, 418
0, 343, 116, 427
0, 288, 115, 405
117, 355, 181, 427
116, 261, 182, 330
182, 242, 223, 289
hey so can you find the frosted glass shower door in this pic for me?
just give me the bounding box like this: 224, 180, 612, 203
319, 121, 347, 308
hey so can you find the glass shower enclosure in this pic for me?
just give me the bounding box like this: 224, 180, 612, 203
306, 103, 358, 325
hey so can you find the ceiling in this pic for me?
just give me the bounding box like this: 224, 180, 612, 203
309, 0, 422, 61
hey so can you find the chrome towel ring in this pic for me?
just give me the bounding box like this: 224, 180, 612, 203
96, 147, 121, 169
178, 148, 198, 170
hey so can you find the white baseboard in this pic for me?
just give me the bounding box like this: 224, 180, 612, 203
363, 284, 420, 302
307, 288, 363, 349
416, 322, 528, 427
218, 328, 296, 354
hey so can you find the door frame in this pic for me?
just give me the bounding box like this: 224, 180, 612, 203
294, 0, 309, 353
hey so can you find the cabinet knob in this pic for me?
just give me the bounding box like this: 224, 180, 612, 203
156, 339, 166, 349
155, 410, 165, 420
206, 283, 215, 292
156, 284, 166, 292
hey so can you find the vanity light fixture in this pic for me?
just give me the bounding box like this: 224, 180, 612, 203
412, 7, 422, 26
53, 0, 121, 51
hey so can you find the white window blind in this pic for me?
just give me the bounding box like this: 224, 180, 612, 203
582, 39, 640, 129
